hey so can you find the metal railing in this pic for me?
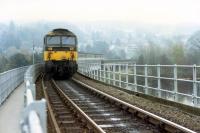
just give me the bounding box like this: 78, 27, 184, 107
21, 64, 46, 133
78, 62, 200, 107
0, 66, 28, 106
78, 52, 104, 60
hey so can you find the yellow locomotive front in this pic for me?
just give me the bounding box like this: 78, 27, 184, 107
44, 28, 78, 77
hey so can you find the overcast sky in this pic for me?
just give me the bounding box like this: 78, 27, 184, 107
0, 0, 200, 25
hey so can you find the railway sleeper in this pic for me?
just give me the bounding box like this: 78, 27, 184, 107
121, 105, 129, 111
161, 123, 182, 133
137, 112, 148, 120
128, 107, 183, 133
61, 126, 83, 133
115, 102, 122, 107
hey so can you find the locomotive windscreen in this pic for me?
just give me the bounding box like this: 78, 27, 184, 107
46, 36, 76, 46
47, 36, 60, 46
62, 36, 76, 45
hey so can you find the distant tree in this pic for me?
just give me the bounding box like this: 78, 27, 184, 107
94, 41, 109, 53
138, 43, 161, 65
118, 49, 126, 59
1, 21, 21, 50
185, 51, 200, 65
159, 54, 172, 65
187, 31, 200, 51
171, 44, 185, 64
137, 54, 144, 64
186, 31, 200, 64
147, 44, 159, 64
8, 53, 31, 69
0, 55, 8, 72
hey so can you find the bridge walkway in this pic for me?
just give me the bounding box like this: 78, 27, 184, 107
0, 83, 25, 133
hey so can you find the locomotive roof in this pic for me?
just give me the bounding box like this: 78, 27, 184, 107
46, 28, 76, 36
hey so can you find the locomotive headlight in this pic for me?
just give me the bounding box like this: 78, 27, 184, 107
48, 47, 53, 50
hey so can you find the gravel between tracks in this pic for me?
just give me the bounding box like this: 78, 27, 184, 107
73, 73, 200, 132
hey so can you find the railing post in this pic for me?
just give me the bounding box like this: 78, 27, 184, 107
93, 64, 95, 79
113, 64, 116, 86
157, 64, 161, 98
96, 63, 99, 80
100, 64, 102, 81
97, 64, 99, 80
108, 65, 111, 84
134, 64, 137, 92
145, 64, 148, 94
88, 64, 90, 77
92, 64, 94, 78
95, 64, 97, 80
193, 64, 197, 105
86, 63, 88, 76
126, 64, 129, 88
103, 64, 106, 82
173, 64, 178, 102
119, 64, 122, 88
99, 63, 101, 81
89, 64, 92, 78
97, 63, 99, 81
90, 64, 92, 78
86, 63, 90, 76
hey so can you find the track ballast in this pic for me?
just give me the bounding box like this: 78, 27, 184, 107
41, 76, 196, 133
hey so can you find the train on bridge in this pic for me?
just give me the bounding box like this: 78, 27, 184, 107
43, 28, 78, 77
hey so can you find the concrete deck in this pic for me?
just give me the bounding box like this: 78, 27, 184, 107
0, 83, 25, 133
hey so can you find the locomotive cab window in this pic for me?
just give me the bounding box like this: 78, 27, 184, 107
46, 36, 60, 46
62, 36, 76, 45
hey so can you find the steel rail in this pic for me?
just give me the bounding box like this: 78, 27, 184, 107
51, 79, 106, 133
41, 76, 61, 133
72, 78, 197, 133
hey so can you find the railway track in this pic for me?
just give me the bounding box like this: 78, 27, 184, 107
42, 77, 90, 133
42, 76, 196, 133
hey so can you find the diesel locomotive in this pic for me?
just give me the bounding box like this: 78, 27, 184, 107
43, 28, 78, 77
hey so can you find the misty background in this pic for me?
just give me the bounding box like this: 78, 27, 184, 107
0, 20, 200, 72
0, 0, 200, 72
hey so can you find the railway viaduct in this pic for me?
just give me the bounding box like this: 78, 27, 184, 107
0, 53, 199, 133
